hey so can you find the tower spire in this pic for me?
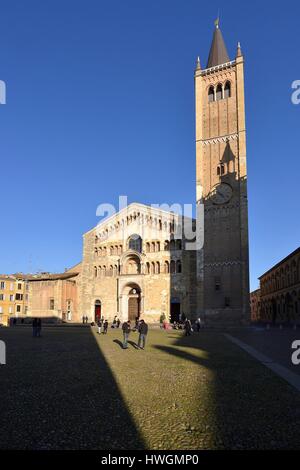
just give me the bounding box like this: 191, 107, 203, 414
206, 20, 230, 68
236, 41, 242, 58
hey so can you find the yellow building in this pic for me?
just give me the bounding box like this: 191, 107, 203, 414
0, 275, 29, 326
0, 275, 16, 326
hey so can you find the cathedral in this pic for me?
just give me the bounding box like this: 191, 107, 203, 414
20, 21, 249, 326
78, 20, 250, 325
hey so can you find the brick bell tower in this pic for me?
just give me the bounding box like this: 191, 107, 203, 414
195, 20, 250, 324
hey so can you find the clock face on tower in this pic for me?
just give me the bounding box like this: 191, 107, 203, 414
210, 183, 233, 205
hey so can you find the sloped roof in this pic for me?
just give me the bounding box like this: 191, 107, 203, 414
207, 25, 230, 68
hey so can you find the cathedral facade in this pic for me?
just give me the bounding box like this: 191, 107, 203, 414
79, 204, 197, 323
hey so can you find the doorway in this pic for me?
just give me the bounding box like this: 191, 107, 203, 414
170, 301, 180, 323
94, 300, 102, 323
128, 288, 140, 321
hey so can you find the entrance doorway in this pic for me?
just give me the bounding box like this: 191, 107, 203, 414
128, 288, 140, 321
170, 300, 181, 323
94, 300, 102, 323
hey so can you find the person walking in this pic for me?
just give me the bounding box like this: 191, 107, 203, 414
97, 318, 102, 334
138, 319, 148, 350
196, 317, 202, 332
116, 317, 120, 328
85, 315, 89, 324
32, 318, 38, 337
36, 318, 42, 337
103, 319, 108, 334
122, 320, 131, 349
184, 318, 192, 336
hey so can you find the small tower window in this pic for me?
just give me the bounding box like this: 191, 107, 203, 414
216, 84, 223, 101
217, 164, 225, 176
224, 81, 231, 99
208, 86, 214, 103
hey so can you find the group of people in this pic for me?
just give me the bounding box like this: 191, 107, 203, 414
82, 315, 89, 324
96, 315, 121, 334
32, 318, 42, 337
95, 315, 149, 350
170, 317, 203, 336
122, 319, 148, 350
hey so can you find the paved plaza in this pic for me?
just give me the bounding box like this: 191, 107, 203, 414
1, 326, 300, 450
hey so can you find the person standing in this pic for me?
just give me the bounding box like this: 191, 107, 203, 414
122, 320, 131, 349
32, 318, 37, 337
85, 315, 89, 324
103, 319, 108, 334
184, 318, 192, 336
97, 318, 102, 334
116, 317, 120, 328
196, 317, 202, 332
138, 319, 148, 350
37, 318, 42, 337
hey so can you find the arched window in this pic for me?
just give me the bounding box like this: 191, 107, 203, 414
156, 262, 160, 274
94, 266, 97, 278
151, 262, 155, 275
156, 241, 160, 252
164, 240, 169, 251
146, 242, 150, 253
128, 234, 142, 253
164, 261, 170, 274
151, 242, 156, 253
208, 86, 214, 103
145, 262, 150, 275
170, 239, 175, 251
170, 260, 176, 274
110, 246, 114, 256
176, 260, 182, 274
224, 81, 231, 99
176, 240, 182, 250
216, 84, 222, 101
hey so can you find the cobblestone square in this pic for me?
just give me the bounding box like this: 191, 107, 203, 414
1, 326, 300, 449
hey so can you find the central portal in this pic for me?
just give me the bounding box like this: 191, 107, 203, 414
128, 288, 140, 321
121, 283, 142, 321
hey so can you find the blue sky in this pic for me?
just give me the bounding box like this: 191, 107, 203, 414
0, 0, 299, 290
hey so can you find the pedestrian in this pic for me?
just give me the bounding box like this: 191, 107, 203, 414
184, 318, 192, 336
196, 317, 202, 332
97, 318, 102, 334
122, 320, 131, 349
82, 315, 85, 324
85, 315, 88, 324
32, 318, 38, 337
103, 319, 108, 334
37, 318, 42, 337
159, 313, 165, 329
138, 319, 148, 350
116, 317, 120, 328
112, 316, 117, 328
